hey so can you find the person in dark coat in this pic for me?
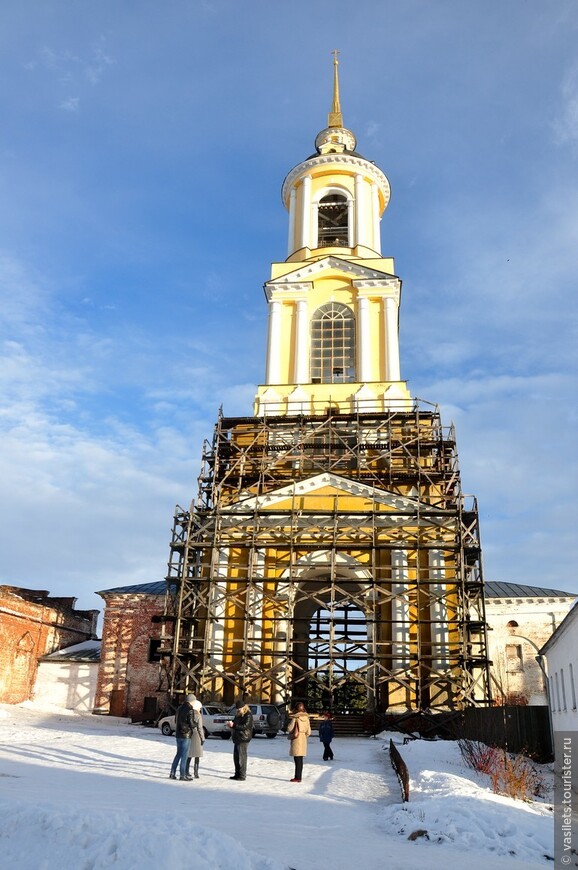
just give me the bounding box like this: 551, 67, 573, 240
186, 699, 205, 778
318, 710, 334, 760
170, 693, 199, 781
228, 699, 254, 781
287, 701, 311, 782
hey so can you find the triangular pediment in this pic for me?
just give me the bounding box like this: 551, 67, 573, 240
229, 472, 422, 513
267, 256, 397, 288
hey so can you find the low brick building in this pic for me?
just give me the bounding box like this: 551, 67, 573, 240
0, 585, 98, 704
94, 582, 168, 720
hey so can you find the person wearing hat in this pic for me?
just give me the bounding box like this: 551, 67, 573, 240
185, 699, 205, 779
169, 693, 201, 781
227, 699, 254, 781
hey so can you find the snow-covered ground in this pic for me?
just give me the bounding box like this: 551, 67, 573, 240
0, 703, 554, 869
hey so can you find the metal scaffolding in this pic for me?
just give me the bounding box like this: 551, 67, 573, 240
160, 399, 492, 713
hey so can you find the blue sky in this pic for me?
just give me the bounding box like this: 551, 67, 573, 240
1, 1, 577, 622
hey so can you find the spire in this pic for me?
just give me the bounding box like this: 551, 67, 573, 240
328, 49, 343, 128
314, 51, 356, 154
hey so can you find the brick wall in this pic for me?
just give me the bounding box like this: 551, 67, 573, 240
0, 586, 98, 704
94, 591, 168, 720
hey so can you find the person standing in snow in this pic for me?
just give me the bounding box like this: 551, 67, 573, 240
318, 710, 334, 761
287, 701, 311, 782
228, 699, 254, 781
169, 693, 199, 781
185, 699, 205, 779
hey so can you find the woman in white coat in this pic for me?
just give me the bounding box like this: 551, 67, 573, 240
186, 699, 205, 778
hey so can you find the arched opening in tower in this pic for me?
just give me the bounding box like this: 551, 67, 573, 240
290, 578, 371, 713
317, 193, 349, 247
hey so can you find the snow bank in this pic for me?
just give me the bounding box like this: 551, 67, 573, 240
0, 705, 555, 870
0, 799, 282, 870
378, 733, 554, 865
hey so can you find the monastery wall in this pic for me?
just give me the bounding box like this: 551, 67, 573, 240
0, 585, 97, 704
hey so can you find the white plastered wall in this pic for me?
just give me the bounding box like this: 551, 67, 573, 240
33, 661, 99, 712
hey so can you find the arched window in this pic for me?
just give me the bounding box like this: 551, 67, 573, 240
310, 302, 355, 384
317, 193, 349, 247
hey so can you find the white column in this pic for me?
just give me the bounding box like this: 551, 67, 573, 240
354, 174, 363, 247
273, 616, 289, 703
247, 549, 265, 656
429, 550, 449, 669
383, 296, 401, 381
272, 579, 290, 704
300, 175, 312, 249
347, 198, 354, 247
287, 187, 296, 257
210, 548, 229, 668
293, 299, 309, 383
265, 299, 282, 384
371, 183, 381, 253
357, 296, 371, 382
391, 550, 410, 671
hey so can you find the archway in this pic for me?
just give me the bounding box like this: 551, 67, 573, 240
280, 552, 375, 712
317, 192, 349, 247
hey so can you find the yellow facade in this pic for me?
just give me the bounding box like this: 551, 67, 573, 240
162, 58, 491, 718
254, 57, 410, 417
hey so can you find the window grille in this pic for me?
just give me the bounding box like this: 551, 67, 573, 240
310, 302, 355, 383
505, 643, 523, 673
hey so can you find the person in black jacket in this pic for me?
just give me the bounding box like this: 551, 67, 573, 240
228, 699, 254, 781
169, 694, 202, 781
318, 710, 335, 761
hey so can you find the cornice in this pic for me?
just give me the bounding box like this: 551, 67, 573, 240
354, 276, 401, 294
265, 283, 311, 302
282, 153, 390, 207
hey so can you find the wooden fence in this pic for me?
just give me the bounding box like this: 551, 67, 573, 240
389, 739, 409, 802
375, 705, 552, 762
460, 705, 552, 761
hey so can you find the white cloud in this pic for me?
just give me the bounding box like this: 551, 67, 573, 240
0, 255, 50, 328
85, 41, 115, 85
0, 409, 198, 619
0, 254, 222, 617
59, 96, 80, 112
24, 38, 115, 110
554, 62, 578, 145
364, 120, 380, 140
415, 369, 577, 589
39, 46, 78, 70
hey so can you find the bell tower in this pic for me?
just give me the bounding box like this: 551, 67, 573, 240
256, 52, 410, 418
161, 59, 492, 721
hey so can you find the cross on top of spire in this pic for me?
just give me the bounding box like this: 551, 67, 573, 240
328, 49, 343, 128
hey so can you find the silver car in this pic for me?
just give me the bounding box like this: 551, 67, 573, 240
158, 705, 231, 739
